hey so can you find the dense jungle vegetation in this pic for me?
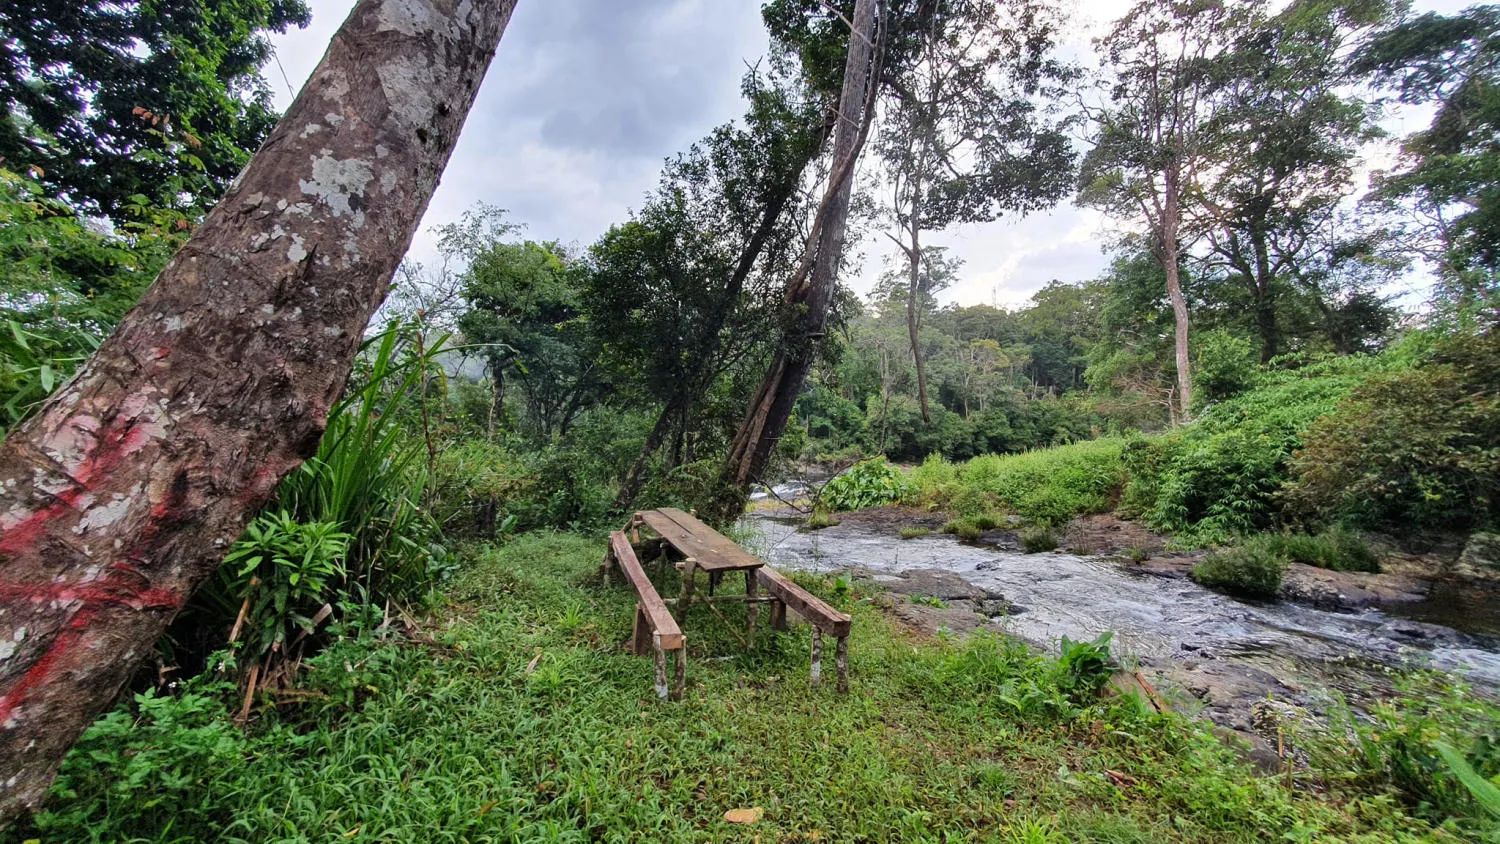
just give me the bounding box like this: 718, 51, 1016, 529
2, 0, 1500, 840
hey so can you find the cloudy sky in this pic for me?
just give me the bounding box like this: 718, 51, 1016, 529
268, 0, 1464, 309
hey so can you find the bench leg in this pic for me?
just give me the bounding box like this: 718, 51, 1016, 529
836, 635, 849, 694
672, 643, 687, 701
745, 569, 759, 649
675, 559, 697, 623
810, 628, 823, 686
770, 599, 787, 631
631, 604, 651, 656
653, 642, 668, 700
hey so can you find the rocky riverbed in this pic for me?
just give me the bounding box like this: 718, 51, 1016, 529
738, 508, 1500, 765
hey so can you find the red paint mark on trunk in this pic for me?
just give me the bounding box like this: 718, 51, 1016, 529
0, 413, 161, 556
0, 568, 183, 723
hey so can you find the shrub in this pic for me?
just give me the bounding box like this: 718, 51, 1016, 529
1269, 527, 1378, 573
822, 457, 912, 511
899, 526, 931, 539
941, 518, 984, 541
218, 512, 352, 667
1282, 328, 1500, 533
1020, 528, 1058, 553
1300, 673, 1500, 833
942, 439, 1127, 525
807, 507, 841, 530
1052, 632, 1116, 701
1191, 537, 1287, 598
908, 453, 959, 505
1124, 355, 1384, 540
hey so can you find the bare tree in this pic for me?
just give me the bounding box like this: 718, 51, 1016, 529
0, 0, 519, 819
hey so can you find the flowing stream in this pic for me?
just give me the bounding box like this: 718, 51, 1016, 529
739, 514, 1500, 703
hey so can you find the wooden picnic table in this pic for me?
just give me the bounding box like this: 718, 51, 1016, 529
602, 508, 852, 700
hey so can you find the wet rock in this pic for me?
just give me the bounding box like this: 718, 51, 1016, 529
854, 567, 992, 602
1455, 532, 1500, 583
976, 531, 1022, 552
1279, 564, 1429, 611
891, 599, 989, 637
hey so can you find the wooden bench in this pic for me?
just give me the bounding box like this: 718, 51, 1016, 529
608, 509, 855, 697
603, 531, 686, 700
757, 566, 853, 693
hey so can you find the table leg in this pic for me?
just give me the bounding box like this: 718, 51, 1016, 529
745, 569, 759, 649
770, 599, 787, 631
672, 642, 687, 701
675, 558, 696, 623
653, 642, 668, 700
810, 628, 823, 686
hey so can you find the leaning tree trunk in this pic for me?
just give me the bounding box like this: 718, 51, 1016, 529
713, 0, 880, 519
0, 0, 519, 820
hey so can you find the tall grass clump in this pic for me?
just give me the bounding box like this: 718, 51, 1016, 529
1191, 536, 1288, 598
181, 327, 452, 680
915, 438, 1127, 525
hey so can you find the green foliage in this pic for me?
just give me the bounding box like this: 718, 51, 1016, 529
1193, 329, 1259, 406
1123, 354, 1383, 539
915, 438, 1126, 527
1433, 741, 1500, 825
1300, 673, 1500, 836
25, 534, 1480, 841
821, 457, 912, 511
41, 680, 247, 834
941, 517, 985, 541
899, 525, 931, 539
1267, 527, 1379, 573
1190, 537, 1288, 598
219, 511, 351, 665
1283, 327, 1500, 532
0, 0, 310, 223
179, 327, 451, 676
1020, 527, 1059, 553
1053, 632, 1115, 701
0, 167, 180, 431
0, 319, 97, 430
806, 506, 840, 529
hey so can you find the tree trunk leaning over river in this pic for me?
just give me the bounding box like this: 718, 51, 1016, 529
714, 0, 882, 519
0, 0, 519, 820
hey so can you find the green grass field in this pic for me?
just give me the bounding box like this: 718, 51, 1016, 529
25, 534, 1479, 842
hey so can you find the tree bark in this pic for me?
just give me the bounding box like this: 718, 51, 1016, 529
1162, 170, 1193, 422
906, 212, 931, 423
612, 132, 822, 512
714, 0, 881, 518
0, 0, 519, 820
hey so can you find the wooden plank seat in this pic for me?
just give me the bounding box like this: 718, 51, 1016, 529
757, 566, 853, 693
603, 531, 685, 700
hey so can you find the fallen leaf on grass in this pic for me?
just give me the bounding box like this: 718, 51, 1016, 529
525, 651, 543, 673
724, 807, 764, 824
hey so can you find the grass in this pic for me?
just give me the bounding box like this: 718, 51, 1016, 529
1020, 528, 1059, 553
806, 507, 841, 529
25, 533, 1494, 842
899, 526, 931, 539
909, 440, 1128, 526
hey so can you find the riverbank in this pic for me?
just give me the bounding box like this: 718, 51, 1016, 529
19, 532, 1496, 841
